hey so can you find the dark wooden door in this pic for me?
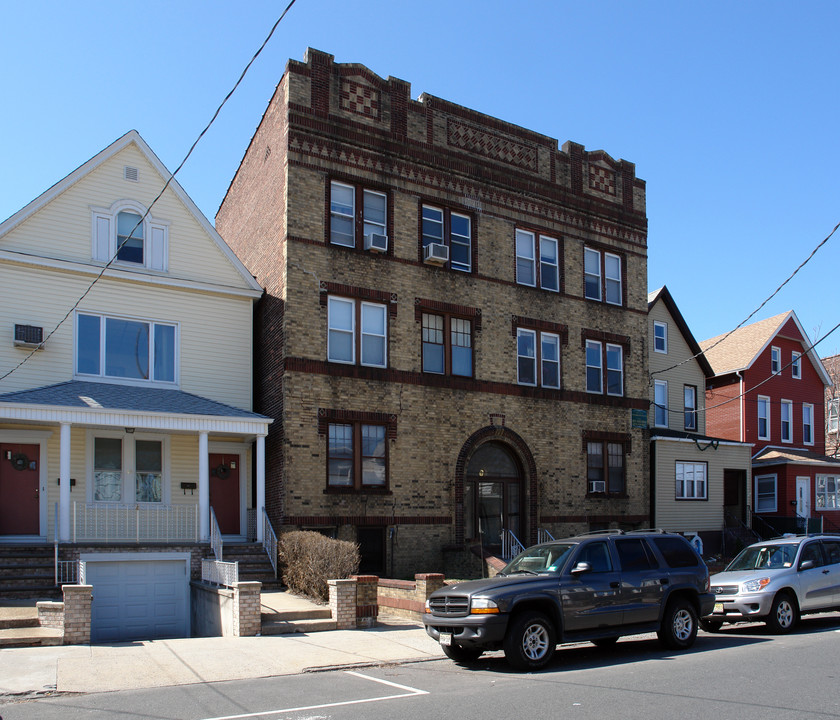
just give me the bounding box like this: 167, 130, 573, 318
209, 453, 240, 534
0, 444, 40, 535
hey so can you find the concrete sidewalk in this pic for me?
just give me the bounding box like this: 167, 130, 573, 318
0, 616, 445, 697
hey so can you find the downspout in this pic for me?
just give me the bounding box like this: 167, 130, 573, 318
737, 370, 745, 443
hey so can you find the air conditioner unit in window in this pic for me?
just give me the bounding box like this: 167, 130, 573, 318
424, 242, 448, 265
364, 233, 388, 252
13, 324, 44, 350
589, 481, 606, 493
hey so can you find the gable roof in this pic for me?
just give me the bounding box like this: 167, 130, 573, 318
699, 310, 832, 386
0, 130, 262, 295
647, 285, 713, 378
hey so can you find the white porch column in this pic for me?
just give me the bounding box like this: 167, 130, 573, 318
59, 423, 71, 542
198, 431, 209, 541
256, 434, 266, 543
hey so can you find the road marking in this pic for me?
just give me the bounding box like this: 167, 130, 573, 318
200, 671, 429, 720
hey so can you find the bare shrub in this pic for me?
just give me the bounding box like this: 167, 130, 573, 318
278, 531, 360, 601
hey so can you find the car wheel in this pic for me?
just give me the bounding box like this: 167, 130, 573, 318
441, 643, 484, 664
766, 592, 798, 633
591, 637, 619, 648
699, 618, 723, 633
503, 611, 556, 671
658, 598, 698, 650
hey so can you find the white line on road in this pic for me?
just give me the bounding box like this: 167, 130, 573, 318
200, 671, 429, 720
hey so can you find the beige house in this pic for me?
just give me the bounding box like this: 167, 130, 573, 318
0, 131, 270, 640
648, 286, 752, 555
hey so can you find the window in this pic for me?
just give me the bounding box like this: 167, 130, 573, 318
516, 329, 560, 388
116, 211, 144, 263
757, 395, 770, 440
327, 296, 387, 367
781, 399, 792, 443
76, 313, 176, 385
515, 230, 560, 291
676, 462, 707, 500
817, 475, 840, 509
771, 346, 781, 374
792, 352, 802, 379
329, 181, 387, 248
755, 474, 777, 512
422, 312, 472, 377
584, 247, 622, 305
327, 422, 387, 489
829, 399, 839, 434
586, 441, 625, 495
653, 321, 668, 353
615, 538, 657, 571
684, 385, 697, 431
90, 433, 165, 503
654, 380, 668, 427
92, 202, 167, 270
422, 205, 472, 272
585, 340, 623, 396
803, 404, 814, 445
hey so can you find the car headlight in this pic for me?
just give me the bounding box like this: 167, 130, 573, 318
470, 597, 500, 614
742, 577, 771, 593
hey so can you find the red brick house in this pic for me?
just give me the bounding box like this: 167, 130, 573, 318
701, 311, 840, 535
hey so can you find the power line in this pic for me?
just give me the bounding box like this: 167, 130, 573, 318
0, 1, 297, 384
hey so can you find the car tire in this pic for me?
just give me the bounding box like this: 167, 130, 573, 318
765, 591, 798, 634
591, 637, 619, 648
442, 643, 484, 664
503, 611, 556, 671
658, 598, 698, 650
699, 618, 723, 633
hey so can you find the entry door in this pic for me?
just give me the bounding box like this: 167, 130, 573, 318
796, 477, 811, 519
209, 453, 240, 534
0, 443, 40, 535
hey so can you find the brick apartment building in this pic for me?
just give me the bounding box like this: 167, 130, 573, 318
216, 49, 650, 576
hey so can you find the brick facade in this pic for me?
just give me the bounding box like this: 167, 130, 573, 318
216, 49, 650, 577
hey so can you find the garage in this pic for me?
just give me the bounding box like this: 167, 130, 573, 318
84, 553, 190, 643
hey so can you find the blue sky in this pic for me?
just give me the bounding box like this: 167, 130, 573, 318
2, 1, 838, 352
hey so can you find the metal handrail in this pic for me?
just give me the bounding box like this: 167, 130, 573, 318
500, 529, 525, 560
537, 528, 555, 544
262, 508, 278, 578
209, 506, 223, 562
201, 558, 238, 587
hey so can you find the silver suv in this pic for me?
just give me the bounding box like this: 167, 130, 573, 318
703, 534, 840, 633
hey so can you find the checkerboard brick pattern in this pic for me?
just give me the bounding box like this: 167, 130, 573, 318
340, 80, 380, 119
589, 163, 617, 195
447, 119, 538, 171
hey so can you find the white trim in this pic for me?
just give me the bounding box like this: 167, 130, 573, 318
755, 473, 778, 513
757, 395, 771, 441
0, 429, 52, 539
780, 399, 793, 443
803, 403, 815, 446
538, 235, 559, 292
771, 346, 781, 375
515, 229, 536, 287
792, 351, 802, 379
654, 379, 668, 427
653, 321, 668, 354
516, 328, 537, 386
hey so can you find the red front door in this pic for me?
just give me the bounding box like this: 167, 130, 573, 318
209, 453, 240, 535
0, 443, 40, 535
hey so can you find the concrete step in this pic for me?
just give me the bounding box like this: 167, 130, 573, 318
0, 626, 62, 648
0, 616, 39, 630
260, 617, 337, 635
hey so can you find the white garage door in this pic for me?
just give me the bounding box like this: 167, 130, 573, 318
87, 559, 189, 643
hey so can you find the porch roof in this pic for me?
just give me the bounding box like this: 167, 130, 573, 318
0, 381, 271, 435
752, 445, 840, 468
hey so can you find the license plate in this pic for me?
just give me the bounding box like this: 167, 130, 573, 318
439, 632, 452, 647
714, 602, 723, 613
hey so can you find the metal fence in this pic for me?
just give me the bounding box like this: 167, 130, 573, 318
201, 559, 239, 587
72, 502, 200, 542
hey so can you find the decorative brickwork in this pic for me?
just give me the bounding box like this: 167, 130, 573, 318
589, 163, 617, 195
447, 119, 538, 171
340, 80, 380, 119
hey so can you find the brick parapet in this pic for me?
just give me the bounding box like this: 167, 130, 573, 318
62, 585, 92, 645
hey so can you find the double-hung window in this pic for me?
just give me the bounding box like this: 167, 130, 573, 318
817, 475, 840, 509
791, 352, 802, 379
92, 202, 168, 271
653, 321, 668, 353
330, 181, 387, 248
654, 380, 668, 427
91, 432, 165, 504
585, 340, 623, 396
780, 399, 793, 443
803, 403, 814, 445
829, 399, 840, 434
421, 312, 472, 377
771, 346, 781, 374
584, 247, 622, 305
755, 474, 777, 512
757, 395, 770, 440
76, 312, 177, 385
684, 385, 697, 431
422, 205, 472, 272
516, 329, 560, 388
327, 296, 387, 367
586, 441, 625, 495
676, 462, 707, 500
327, 422, 387, 490
515, 230, 560, 291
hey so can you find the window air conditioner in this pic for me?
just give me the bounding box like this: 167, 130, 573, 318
424, 242, 449, 265
13, 324, 44, 350
589, 481, 606, 493
364, 233, 388, 252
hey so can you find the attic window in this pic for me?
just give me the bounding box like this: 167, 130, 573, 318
124, 166, 139, 182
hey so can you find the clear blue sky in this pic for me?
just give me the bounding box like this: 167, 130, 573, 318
2, 1, 838, 353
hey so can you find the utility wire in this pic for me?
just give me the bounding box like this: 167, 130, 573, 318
0, 1, 297, 385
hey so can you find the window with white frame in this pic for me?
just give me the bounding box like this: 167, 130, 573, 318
92, 202, 168, 270
585, 340, 603, 394
803, 403, 814, 445
654, 380, 668, 427
516, 329, 560, 388
792, 351, 802, 379
90, 432, 166, 503
515, 230, 560, 291
76, 312, 177, 385
327, 296, 387, 367
829, 399, 840, 434
585, 340, 624, 396
676, 462, 707, 500
755, 474, 777, 512
684, 385, 697, 431
781, 399, 793, 443
422, 205, 472, 272
653, 321, 668, 354
817, 475, 840, 509
329, 181, 387, 248
771, 346, 781, 374
584, 247, 622, 305
757, 395, 770, 440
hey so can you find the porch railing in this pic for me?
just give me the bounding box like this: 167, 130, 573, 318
71, 502, 200, 542
500, 529, 525, 560
209, 507, 223, 561
201, 558, 238, 587
537, 528, 555, 544
54, 502, 84, 585
262, 508, 278, 578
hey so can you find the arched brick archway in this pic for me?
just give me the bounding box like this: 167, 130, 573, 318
454, 425, 538, 546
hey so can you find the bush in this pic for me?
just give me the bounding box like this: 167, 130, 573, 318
278, 531, 360, 602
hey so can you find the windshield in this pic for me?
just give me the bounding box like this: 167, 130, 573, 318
502, 543, 576, 575
726, 544, 797, 571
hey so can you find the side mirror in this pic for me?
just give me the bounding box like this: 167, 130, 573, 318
571, 561, 592, 576
799, 559, 815, 571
